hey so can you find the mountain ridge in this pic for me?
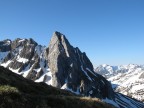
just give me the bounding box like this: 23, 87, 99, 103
0, 31, 144, 108
95, 64, 144, 102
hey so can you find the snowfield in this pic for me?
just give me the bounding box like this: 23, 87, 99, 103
95, 64, 144, 102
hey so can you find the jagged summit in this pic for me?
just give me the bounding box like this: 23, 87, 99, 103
12, 38, 38, 46
0, 32, 144, 108
0, 38, 38, 51
53, 31, 64, 37
50, 31, 66, 42
49, 31, 71, 49
48, 32, 107, 96
95, 64, 144, 102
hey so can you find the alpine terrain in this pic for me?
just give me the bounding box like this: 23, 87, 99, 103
0, 31, 144, 108
0, 66, 115, 108
95, 64, 144, 102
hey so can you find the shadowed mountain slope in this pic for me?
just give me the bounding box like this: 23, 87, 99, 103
0, 66, 115, 108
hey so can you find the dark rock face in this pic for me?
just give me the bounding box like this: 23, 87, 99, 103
48, 31, 114, 99
0, 39, 11, 52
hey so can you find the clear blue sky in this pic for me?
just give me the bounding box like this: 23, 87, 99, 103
0, 0, 144, 66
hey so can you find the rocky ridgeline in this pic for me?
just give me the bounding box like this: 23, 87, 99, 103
0, 38, 48, 81
95, 64, 144, 102
0, 31, 144, 108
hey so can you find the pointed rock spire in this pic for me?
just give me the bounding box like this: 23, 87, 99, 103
47, 31, 114, 99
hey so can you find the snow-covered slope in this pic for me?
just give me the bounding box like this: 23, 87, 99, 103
95, 64, 144, 102
0, 38, 52, 85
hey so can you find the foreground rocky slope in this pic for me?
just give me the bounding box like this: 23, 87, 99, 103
95, 64, 144, 102
0, 66, 114, 108
0, 32, 144, 108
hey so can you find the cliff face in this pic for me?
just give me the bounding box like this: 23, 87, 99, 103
0, 31, 144, 108
47, 31, 114, 99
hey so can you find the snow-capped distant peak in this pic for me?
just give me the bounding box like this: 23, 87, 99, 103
95, 64, 144, 102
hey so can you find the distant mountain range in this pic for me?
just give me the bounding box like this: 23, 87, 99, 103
95, 64, 144, 102
0, 31, 144, 108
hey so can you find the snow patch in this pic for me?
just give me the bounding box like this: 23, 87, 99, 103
61, 83, 80, 95
9, 67, 20, 74
16, 55, 29, 63
86, 68, 97, 77
22, 64, 32, 77
18, 39, 26, 43
81, 66, 92, 81
35, 68, 52, 85
33, 68, 41, 73
1, 60, 12, 67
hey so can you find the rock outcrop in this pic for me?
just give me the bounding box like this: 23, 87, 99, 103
47, 31, 114, 99
0, 31, 144, 108
0, 38, 49, 82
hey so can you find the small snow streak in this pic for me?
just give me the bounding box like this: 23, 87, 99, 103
81, 66, 92, 81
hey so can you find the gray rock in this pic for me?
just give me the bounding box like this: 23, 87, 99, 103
0, 38, 46, 80
47, 31, 114, 99
140, 72, 144, 79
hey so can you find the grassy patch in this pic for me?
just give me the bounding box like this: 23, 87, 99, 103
0, 85, 19, 94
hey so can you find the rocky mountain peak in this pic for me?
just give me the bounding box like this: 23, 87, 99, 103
0, 39, 11, 45
48, 32, 114, 100
6, 38, 38, 51
0, 32, 144, 108
95, 64, 144, 102
49, 31, 71, 52
28, 38, 38, 46
50, 31, 65, 43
